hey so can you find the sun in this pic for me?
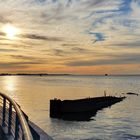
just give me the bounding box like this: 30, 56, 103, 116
2, 24, 19, 39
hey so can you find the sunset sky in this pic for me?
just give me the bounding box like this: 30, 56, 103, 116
0, 0, 140, 74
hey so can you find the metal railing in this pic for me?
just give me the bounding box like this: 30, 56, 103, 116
0, 92, 33, 140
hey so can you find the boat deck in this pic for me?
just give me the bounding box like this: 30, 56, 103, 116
0, 106, 53, 140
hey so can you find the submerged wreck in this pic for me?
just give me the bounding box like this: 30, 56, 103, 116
50, 96, 126, 121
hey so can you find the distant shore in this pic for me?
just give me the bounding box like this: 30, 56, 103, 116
0, 73, 71, 76
0, 73, 140, 76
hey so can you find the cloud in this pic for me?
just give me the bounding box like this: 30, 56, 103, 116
52, 49, 64, 56
85, 0, 140, 44
62, 43, 78, 47
21, 34, 63, 41
0, 48, 18, 52
0, 63, 29, 69
71, 47, 87, 51
0, 61, 44, 69
9, 55, 47, 64
0, 15, 11, 24
110, 41, 140, 48
0, 32, 8, 40
71, 47, 90, 53
10, 55, 37, 60
88, 32, 106, 43
66, 53, 140, 66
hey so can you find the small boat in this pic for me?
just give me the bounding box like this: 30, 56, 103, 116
126, 92, 138, 96
50, 96, 125, 121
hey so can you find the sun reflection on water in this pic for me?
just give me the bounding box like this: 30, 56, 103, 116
3, 76, 17, 92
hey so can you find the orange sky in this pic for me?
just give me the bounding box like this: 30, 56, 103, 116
0, 0, 140, 74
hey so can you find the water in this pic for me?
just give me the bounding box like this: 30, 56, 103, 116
0, 75, 140, 140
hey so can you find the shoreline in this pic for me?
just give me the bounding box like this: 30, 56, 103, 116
0, 74, 140, 77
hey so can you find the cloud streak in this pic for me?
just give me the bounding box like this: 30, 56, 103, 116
0, 48, 18, 52
21, 34, 62, 41
66, 53, 140, 66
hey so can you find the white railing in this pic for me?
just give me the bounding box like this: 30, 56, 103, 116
0, 92, 33, 140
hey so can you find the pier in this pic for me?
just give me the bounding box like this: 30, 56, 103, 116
0, 92, 53, 140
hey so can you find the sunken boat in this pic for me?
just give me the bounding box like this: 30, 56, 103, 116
50, 96, 126, 121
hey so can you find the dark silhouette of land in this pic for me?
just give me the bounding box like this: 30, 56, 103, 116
0, 73, 71, 76
0, 73, 140, 77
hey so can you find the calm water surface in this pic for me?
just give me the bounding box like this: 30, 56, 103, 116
0, 75, 140, 140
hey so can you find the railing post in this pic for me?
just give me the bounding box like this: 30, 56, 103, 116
22, 133, 25, 140
8, 102, 12, 135
2, 97, 6, 126
15, 113, 19, 140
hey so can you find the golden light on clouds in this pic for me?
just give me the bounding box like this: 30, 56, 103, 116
2, 24, 20, 39
0, 0, 139, 74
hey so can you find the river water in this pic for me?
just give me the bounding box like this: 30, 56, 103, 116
0, 75, 140, 140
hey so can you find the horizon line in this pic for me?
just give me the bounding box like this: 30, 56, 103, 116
0, 73, 140, 76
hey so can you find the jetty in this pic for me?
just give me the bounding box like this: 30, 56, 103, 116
50, 96, 126, 121
0, 92, 53, 140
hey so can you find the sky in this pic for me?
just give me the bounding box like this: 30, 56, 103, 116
0, 0, 140, 75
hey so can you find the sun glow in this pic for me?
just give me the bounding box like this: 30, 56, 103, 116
2, 24, 20, 39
